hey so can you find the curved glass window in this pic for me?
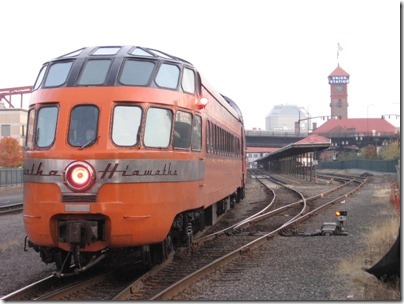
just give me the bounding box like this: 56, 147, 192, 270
155, 63, 179, 89
68, 105, 99, 147
78, 59, 111, 85
119, 60, 155, 86
148, 49, 171, 59
92, 46, 121, 55
33, 65, 47, 90
173, 111, 192, 149
112, 105, 142, 146
129, 47, 153, 57
25, 108, 36, 149
144, 107, 172, 148
191, 115, 202, 151
36, 106, 58, 148
182, 67, 195, 94
44, 61, 73, 87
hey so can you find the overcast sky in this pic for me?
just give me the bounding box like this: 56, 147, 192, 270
0, 0, 400, 129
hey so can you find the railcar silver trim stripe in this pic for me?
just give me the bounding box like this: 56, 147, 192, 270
23, 158, 205, 185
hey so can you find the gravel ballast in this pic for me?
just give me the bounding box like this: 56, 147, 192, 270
0, 169, 399, 300
175, 169, 400, 301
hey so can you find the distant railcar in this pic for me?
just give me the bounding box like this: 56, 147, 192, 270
23, 45, 246, 274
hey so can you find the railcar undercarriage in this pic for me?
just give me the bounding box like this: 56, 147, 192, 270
24, 187, 245, 276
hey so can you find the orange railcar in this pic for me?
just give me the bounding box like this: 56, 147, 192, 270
23, 46, 246, 274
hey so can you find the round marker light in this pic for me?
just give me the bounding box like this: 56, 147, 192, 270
63, 161, 96, 192
195, 97, 209, 109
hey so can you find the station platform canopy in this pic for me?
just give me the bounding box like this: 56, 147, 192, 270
256, 134, 331, 164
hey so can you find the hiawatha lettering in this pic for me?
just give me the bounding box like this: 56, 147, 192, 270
24, 161, 178, 179
24, 162, 61, 177
99, 162, 178, 179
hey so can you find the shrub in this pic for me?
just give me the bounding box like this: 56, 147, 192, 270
0, 137, 23, 167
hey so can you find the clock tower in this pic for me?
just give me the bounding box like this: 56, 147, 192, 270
328, 65, 350, 119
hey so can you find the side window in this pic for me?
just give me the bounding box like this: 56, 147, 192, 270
182, 67, 195, 94
68, 105, 99, 147
25, 108, 36, 149
155, 63, 180, 89
191, 115, 202, 151
36, 106, 58, 148
144, 107, 172, 148
78, 59, 112, 85
112, 105, 142, 146
44, 61, 73, 87
119, 60, 155, 86
173, 111, 192, 149
206, 121, 211, 153
33, 65, 47, 90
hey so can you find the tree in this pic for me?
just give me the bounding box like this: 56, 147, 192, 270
379, 141, 400, 160
360, 144, 377, 159
0, 137, 23, 167
337, 150, 358, 160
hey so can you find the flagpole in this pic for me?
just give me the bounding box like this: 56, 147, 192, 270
337, 42, 343, 66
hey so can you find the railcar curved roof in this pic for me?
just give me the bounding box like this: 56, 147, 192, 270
55, 45, 192, 65
36, 45, 244, 123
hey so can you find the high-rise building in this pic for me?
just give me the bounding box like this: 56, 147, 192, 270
265, 104, 309, 134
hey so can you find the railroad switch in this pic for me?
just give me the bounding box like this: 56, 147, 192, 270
279, 210, 348, 237
318, 210, 348, 236
319, 222, 348, 236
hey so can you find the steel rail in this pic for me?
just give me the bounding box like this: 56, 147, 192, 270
193, 187, 276, 244
0, 275, 56, 301
0, 203, 23, 214
151, 175, 367, 300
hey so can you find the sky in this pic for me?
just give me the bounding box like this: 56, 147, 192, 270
0, 0, 401, 129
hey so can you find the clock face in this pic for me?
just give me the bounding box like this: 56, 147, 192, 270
336, 85, 343, 93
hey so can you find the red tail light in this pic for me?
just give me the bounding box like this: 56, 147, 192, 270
194, 97, 209, 109
63, 161, 96, 192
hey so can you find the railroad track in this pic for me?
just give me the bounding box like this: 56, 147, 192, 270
1, 263, 146, 301
114, 171, 366, 300
2, 171, 366, 300
0, 203, 23, 215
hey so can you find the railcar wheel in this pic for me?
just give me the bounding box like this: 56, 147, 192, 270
142, 235, 173, 268
151, 234, 173, 265
141, 245, 153, 270
238, 186, 246, 201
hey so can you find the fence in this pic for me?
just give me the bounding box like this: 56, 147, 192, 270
317, 158, 399, 173
0, 168, 23, 187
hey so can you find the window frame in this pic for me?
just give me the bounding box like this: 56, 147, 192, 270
173, 110, 192, 150
111, 104, 143, 147
34, 104, 59, 148
77, 58, 112, 86
191, 115, 202, 152
68, 104, 99, 147
143, 106, 173, 149
43, 60, 74, 88
181, 67, 196, 94
118, 59, 156, 86
25, 108, 36, 150
154, 62, 180, 90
